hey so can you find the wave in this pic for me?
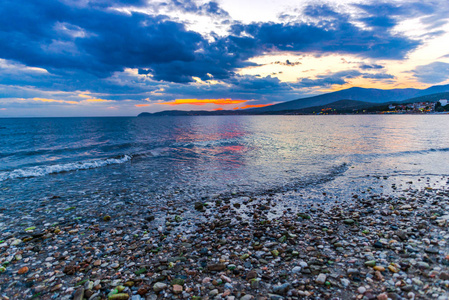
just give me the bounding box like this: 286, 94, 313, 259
382, 147, 449, 158
0, 155, 131, 182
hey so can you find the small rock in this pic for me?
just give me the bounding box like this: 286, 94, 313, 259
440, 272, 449, 280
73, 288, 85, 300
316, 273, 327, 285
153, 282, 167, 292
358, 287, 367, 294
172, 284, 182, 294
377, 293, 388, 300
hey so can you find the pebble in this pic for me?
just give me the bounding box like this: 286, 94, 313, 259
316, 273, 327, 285
153, 282, 167, 292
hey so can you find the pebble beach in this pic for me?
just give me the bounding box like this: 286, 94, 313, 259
1, 176, 449, 300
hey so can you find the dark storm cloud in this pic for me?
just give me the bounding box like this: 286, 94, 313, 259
0, 0, 202, 78
412, 62, 449, 84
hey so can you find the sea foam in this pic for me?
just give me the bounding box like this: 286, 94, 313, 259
0, 155, 131, 181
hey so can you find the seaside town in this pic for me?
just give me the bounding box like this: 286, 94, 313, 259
318, 99, 449, 115
384, 99, 449, 114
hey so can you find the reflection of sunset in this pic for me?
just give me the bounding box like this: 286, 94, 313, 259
220, 145, 245, 152
158, 99, 248, 106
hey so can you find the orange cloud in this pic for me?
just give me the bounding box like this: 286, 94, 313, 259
135, 104, 151, 107
213, 108, 224, 111
158, 99, 248, 106
32, 98, 79, 105
84, 98, 111, 103
233, 104, 274, 110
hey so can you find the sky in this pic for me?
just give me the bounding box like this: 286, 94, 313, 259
1, 0, 449, 117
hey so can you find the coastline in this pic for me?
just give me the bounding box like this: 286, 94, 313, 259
1, 176, 448, 300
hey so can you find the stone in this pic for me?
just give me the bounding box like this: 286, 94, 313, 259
388, 265, 399, 273
246, 270, 257, 280
341, 279, 350, 287
365, 260, 376, 267
358, 287, 367, 294
173, 284, 183, 294
208, 264, 226, 271
18, 266, 29, 274
272, 283, 290, 295
316, 273, 327, 285
109, 294, 130, 300
74, 288, 85, 300
440, 272, 449, 280
153, 282, 167, 292
417, 262, 429, 269
377, 293, 388, 300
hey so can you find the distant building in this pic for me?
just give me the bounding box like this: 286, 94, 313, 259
388, 104, 396, 110
439, 99, 448, 106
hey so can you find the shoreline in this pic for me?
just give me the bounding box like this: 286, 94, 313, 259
0, 178, 448, 299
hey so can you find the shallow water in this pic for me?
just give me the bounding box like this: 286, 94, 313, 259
1, 115, 449, 205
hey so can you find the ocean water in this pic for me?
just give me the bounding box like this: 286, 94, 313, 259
1, 115, 449, 206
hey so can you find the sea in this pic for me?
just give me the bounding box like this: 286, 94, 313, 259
1, 115, 449, 209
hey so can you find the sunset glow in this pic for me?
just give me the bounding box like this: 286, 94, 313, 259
158, 99, 248, 106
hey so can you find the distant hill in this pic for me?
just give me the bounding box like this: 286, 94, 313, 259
262, 100, 377, 115
138, 110, 241, 117
138, 84, 449, 116
247, 84, 449, 113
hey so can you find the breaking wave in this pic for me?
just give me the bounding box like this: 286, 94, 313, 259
0, 155, 131, 182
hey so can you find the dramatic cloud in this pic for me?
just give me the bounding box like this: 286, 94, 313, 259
412, 62, 449, 84
296, 70, 394, 88
0, 0, 448, 116
229, 15, 419, 60
0, 0, 424, 86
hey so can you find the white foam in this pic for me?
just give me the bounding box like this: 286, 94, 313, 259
0, 155, 131, 182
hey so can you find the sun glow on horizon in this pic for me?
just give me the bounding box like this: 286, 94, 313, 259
157, 99, 249, 106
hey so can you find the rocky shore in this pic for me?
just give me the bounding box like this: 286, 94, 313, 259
1, 178, 449, 300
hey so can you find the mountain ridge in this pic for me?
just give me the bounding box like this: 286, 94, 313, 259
138, 84, 449, 116
247, 84, 449, 113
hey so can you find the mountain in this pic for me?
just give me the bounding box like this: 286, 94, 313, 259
248, 84, 449, 113
138, 84, 449, 116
